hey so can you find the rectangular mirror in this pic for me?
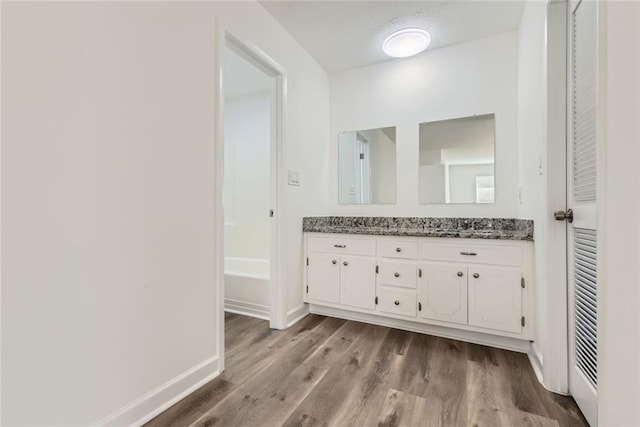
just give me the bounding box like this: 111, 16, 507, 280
338, 127, 397, 204
419, 114, 495, 204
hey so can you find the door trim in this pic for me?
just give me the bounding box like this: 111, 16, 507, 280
215, 28, 288, 370
543, 0, 570, 394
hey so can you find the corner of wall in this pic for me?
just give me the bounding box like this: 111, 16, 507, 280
286, 304, 310, 328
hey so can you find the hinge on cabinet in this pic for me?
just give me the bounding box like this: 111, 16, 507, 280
418, 302, 422, 311
306, 257, 309, 266
521, 277, 525, 288
375, 265, 379, 274
521, 316, 525, 327
418, 268, 422, 278
306, 285, 309, 293
375, 296, 378, 305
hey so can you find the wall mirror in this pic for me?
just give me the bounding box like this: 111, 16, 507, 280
419, 114, 495, 204
338, 126, 397, 204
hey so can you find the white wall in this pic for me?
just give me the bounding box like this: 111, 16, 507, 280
1, 1, 331, 424
516, 0, 551, 388
1, 3, 219, 425
329, 32, 519, 217
213, 2, 331, 316
598, 1, 640, 425
224, 91, 271, 261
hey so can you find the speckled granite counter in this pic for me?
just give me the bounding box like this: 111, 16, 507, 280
302, 217, 534, 241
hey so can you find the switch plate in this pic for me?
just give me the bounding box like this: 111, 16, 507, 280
288, 170, 300, 186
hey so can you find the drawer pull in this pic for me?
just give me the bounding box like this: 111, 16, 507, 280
394, 300, 400, 306
332, 260, 337, 265
396, 247, 402, 252
334, 244, 346, 248
473, 273, 480, 279
343, 261, 349, 266
394, 272, 400, 278
457, 271, 463, 277
460, 251, 477, 256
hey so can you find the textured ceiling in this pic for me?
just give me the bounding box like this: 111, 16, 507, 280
260, 1, 526, 73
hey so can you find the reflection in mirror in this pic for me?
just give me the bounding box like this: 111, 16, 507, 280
338, 127, 397, 204
419, 114, 495, 204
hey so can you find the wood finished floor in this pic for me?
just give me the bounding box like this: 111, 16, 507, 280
146, 312, 587, 427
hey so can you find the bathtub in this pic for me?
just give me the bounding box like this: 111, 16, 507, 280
224, 257, 270, 320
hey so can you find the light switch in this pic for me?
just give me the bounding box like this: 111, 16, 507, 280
288, 170, 300, 186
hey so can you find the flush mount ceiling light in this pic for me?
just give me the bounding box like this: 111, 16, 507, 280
382, 28, 431, 58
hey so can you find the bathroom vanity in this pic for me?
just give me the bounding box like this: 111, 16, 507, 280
303, 216, 535, 351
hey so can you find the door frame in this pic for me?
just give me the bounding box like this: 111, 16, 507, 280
214, 28, 288, 371
543, 0, 570, 394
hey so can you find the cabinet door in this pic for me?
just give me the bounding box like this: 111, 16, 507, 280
468, 266, 522, 333
340, 255, 376, 310
307, 252, 340, 304
419, 263, 468, 325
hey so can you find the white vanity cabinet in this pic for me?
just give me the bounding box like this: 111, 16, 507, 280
340, 256, 376, 310
375, 239, 419, 318
419, 262, 468, 325
417, 240, 526, 334
306, 236, 376, 310
304, 233, 533, 346
467, 266, 523, 334
306, 252, 341, 304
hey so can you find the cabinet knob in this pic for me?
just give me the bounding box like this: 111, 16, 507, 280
394, 272, 400, 278
343, 261, 349, 266
473, 273, 480, 279
457, 271, 464, 277
396, 247, 402, 252
394, 300, 400, 306
332, 260, 337, 265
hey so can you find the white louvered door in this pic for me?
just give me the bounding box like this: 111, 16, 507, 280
568, 1, 599, 425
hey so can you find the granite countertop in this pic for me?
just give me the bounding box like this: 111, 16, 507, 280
302, 217, 534, 241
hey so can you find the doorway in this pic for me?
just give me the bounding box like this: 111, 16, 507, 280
223, 42, 273, 321
217, 32, 287, 365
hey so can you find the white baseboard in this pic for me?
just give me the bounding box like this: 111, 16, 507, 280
286, 304, 309, 328
528, 345, 544, 384
94, 355, 220, 427
527, 342, 571, 396
310, 305, 531, 354
225, 298, 270, 320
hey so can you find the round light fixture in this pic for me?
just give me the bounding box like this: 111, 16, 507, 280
382, 28, 431, 58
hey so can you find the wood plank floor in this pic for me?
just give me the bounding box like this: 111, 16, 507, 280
145, 313, 587, 427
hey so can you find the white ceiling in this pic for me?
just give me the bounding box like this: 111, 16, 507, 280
260, 1, 526, 73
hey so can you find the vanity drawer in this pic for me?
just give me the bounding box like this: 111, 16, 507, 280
378, 240, 418, 259
420, 243, 522, 267
377, 260, 417, 289
308, 236, 376, 256
377, 286, 417, 318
